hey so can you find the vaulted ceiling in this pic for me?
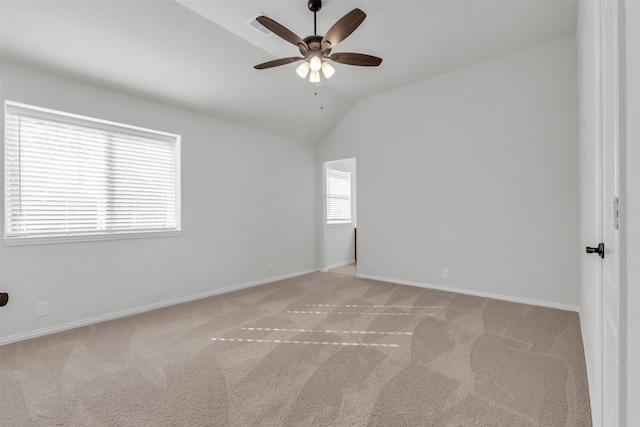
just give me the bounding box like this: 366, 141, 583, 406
0, 0, 577, 144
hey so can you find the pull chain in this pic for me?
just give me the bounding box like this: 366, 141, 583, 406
314, 88, 324, 110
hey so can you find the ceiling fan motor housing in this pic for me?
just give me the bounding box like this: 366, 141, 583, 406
300, 35, 331, 57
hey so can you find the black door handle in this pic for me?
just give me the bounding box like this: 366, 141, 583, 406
586, 242, 605, 259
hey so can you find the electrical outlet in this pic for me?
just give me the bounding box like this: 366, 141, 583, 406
36, 301, 48, 317
442, 269, 449, 279
268, 262, 273, 272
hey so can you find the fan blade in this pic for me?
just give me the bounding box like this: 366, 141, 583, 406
254, 57, 305, 70
256, 16, 308, 50
328, 53, 382, 67
321, 8, 366, 51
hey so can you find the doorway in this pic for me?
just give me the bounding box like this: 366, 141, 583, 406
323, 158, 357, 274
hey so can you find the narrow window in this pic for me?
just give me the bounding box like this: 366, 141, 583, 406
4, 102, 181, 244
326, 168, 351, 224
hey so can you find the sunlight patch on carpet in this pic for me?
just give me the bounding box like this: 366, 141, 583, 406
306, 304, 446, 309
286, 310, 434, 316
241, 327, 413, 335
210, 338, 399, 347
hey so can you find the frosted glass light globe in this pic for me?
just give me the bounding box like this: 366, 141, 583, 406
296, 61, 310, 78
309, 70, 320, 83
321, 61, 335, 79
309, 56, 322, 71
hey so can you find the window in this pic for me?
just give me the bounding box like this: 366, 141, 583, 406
4, 102, 181, 244
326, 168, 351, 224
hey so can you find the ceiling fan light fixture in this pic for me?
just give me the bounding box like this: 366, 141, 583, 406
309, 55, 322, 71
309, 70, 320, 83
253, 3, 382, 84
296, 61, 310, 78
321, 61, 335, 79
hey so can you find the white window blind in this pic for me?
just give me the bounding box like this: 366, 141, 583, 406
4, 102, 181, 244
326, 168, 351, 224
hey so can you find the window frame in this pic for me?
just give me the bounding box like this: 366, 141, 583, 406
3, 101, 181, 246
326, 168, 352, 225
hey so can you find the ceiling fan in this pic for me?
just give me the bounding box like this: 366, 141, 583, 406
253, 0, 382, 82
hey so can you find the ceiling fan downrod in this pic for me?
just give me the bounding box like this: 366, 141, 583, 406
308, 0, 322, 35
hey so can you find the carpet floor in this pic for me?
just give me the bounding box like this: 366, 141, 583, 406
0, 270, 591, 426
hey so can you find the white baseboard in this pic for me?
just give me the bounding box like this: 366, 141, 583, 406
577, 306, 599, 426
0, 268, 320, 346
355, 273, 580, 313
2, 269, 579, 346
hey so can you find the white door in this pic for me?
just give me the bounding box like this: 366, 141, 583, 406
599, 1, 624, 425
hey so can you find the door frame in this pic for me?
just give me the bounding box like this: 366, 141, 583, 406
321, 158, 357, 272
595, 0, 627, 424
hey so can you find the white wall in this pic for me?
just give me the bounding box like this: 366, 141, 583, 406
318, 36, 580, 309
624, 1, 640, 424
324, 158, 357, 269
0, 61, 318, 343
577, 0, 602, 422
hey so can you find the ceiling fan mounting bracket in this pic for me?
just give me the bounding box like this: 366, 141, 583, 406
308, 0, 322, 13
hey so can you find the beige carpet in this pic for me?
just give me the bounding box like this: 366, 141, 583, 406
329, 263, 357, 276
0, 271, 591, 426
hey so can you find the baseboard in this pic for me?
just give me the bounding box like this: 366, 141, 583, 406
356, 273, 580, 313
325, 260, 356, 270
2, 269, 579, 345
0, 268, 320, 346
577, 307, 599, 427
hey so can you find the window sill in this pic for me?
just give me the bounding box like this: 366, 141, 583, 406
4, 230, 182, 246
326, 222, 353, 228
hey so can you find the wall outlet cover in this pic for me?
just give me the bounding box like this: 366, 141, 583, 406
36, 302, 48, 317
